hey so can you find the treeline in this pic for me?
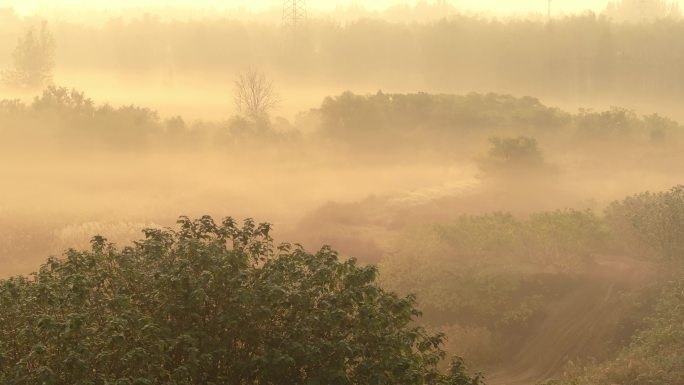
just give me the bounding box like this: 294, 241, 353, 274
316, 92, 680, 145
1, 88, 680, 153
0, 86, 295, 150
4, 12, 684, 99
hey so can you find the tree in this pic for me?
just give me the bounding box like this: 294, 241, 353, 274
477, 136, 551, 177
605, 185, 684, 262
233, 68, 279, 119
1, 21, 56, 89
0, 216, 483, 385
605, 0, 681, 22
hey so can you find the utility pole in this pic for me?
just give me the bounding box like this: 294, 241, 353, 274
283, 0, 307, 32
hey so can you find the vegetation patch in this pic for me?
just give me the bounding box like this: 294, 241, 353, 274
0, 216, 482, 385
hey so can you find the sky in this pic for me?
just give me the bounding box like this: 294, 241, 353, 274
0, 0, 633, 16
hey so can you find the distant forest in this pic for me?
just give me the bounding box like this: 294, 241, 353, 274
1, 88, 680, 153
2, 10, 684, 100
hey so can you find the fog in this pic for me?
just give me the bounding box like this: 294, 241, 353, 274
1, 1, 684, 385
7, 0, 619, 17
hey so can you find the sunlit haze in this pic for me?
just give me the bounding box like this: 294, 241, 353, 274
2, 0, 641, 16
1, 0, 684, 384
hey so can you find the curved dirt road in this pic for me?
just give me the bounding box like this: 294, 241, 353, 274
485, 255, 656, 385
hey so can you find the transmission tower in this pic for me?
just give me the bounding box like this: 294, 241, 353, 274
283, 0, 307, 31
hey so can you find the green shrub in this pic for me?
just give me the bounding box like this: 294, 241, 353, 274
605, 185, 684, 262
381, 210, 603, 331
0, 216, 481, 385
477, 136, 548, 176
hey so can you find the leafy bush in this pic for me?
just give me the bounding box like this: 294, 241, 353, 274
525, 210, 607, 268
605, 185, 684, 262
380, 210, 604, 365
477, 136, 552, 178
381, 210, 604, 329
575, 107, 641, 142
0, 216, 482, 385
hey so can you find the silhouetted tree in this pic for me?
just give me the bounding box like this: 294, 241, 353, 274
1, 21, 56, 89
478, 136, 552, 177
233, 68, 279, 119
605, 0, 681, 22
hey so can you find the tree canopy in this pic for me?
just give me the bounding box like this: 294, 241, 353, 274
0, 216, 482, 385
1, 21, 55, 89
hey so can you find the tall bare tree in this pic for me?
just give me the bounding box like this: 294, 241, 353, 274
233, 68, 279, 119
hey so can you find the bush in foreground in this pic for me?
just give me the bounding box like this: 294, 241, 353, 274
0, 216, 482, 385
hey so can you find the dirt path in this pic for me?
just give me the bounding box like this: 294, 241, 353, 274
485, 255, 656, 385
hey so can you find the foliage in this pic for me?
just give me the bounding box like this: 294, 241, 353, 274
525, 210, 607, 266
379, 209, 606, 366
477, 136, 551, 177
445, 357, 485, 385
0, 216, 482, 385
32, 86, 95, 114
534, 185, 684, 385
1, 21, 55, 89
219, 115, 273, 142
0, 88, 680, 155
381, 210, 604, 331
571, 107, 682, 146
575, 107, 641, 142
563, 274, 684, 385
0, 86, 160, 149
0, 86, 300, 151
605, 185, 684, 262
318, 92, 568, 140
313, 91, 680, 153
11, 13, 684, 101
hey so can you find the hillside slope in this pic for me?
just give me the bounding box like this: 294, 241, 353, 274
487, 255, 656, 385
